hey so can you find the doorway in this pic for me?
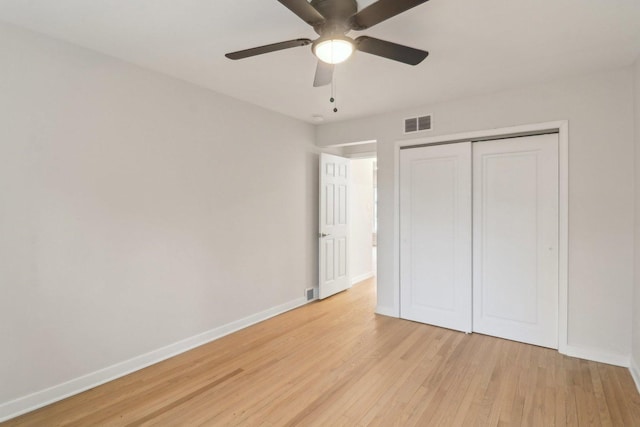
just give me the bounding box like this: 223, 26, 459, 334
349, 158, 377, 286
318, 149, 377, 300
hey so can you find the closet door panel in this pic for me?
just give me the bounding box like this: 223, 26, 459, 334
400, 142, 472, 333
472, 134, 559, 348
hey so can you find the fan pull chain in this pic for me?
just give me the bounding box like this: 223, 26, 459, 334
330, 73, 338, 113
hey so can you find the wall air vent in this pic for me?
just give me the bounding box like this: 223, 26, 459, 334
404, 114, 432, 134
306, 288, 315, 301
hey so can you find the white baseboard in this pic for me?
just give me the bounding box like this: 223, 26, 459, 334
561, 344, 630, 368
631, 357, 640, 395
350, 271, 375, 286
0, 296, 309, 423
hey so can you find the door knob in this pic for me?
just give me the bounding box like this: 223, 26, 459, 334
319, 233, 330, 238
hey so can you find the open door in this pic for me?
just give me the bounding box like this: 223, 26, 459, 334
319, 153, 350, 299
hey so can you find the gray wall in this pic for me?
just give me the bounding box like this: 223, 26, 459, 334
0, 23, 318, 406
317, 68, 635, 361
634, 58, 640, 375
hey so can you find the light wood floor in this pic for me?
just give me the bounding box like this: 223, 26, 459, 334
5, 278, 640, 426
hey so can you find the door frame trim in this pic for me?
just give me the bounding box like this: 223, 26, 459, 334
391, 120, 569, 355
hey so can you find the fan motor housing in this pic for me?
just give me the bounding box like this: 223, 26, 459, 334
310, 0, 357, 33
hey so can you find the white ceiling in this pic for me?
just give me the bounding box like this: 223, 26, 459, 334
1, 0, 639, 123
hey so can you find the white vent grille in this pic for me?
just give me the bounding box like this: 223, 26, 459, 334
404, 118, 418, 133
404, 114, 432, 133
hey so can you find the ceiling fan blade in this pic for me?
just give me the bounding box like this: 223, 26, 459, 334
313, 61, 334, 87
350, 0, 430, 30
277, 0, 326, 26
355, 36, 428, 65
225, 39, 312, 60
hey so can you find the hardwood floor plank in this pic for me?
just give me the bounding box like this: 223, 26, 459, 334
3, 278, 639, 426
124, 368, 243, 427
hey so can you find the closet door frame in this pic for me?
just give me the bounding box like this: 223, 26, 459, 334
391, 120, 569, 355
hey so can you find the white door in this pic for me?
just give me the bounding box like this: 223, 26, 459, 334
473, 134, 559, 348
319, 153, 350, 299
400, 142, 472, 332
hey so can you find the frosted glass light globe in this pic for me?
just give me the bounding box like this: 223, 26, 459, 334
314, 38, 354, 64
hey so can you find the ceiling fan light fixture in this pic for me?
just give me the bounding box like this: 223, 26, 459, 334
313, 36, 354, 64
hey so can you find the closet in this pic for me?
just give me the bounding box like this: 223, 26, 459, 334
399, 133, 559, 349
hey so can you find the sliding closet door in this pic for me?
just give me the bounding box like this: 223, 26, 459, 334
400, 142, 472, 333
472, 134, 559, 348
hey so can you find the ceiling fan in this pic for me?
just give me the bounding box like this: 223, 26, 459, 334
225, 0, 430, 87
